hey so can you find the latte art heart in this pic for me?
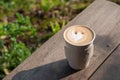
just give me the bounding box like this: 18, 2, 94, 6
69, 30, 83, 42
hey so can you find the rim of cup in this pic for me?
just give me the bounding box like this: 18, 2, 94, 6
63, 25, 96, 46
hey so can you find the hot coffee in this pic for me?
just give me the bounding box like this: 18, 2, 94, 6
64, 25, 94, 46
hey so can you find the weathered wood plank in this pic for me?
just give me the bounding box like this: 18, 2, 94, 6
3, 0, 120, 80
89, 44, 120, 80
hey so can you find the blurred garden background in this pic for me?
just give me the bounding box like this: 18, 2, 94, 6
0, 0, 120, 79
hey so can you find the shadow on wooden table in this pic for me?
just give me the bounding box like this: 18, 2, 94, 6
12, 59, 79, 80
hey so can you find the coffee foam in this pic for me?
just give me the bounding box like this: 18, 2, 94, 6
64, 25, 94, 46
68, 29, 83, 42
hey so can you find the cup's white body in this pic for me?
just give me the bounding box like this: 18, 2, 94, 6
64, 42, 94, 69
63, 25, 95, 70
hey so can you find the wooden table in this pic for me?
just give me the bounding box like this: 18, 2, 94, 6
3, 0, 120, 80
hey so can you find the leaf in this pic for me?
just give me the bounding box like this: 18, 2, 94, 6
50, 21, 61, 33
0, 40, 4, 48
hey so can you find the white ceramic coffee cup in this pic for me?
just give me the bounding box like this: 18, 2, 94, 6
63, 25, 96, 69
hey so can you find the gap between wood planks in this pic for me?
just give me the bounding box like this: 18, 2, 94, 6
88, 43, 120, 80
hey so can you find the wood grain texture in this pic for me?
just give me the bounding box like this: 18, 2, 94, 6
89, 45, 120, 80
3, 0, 120, 80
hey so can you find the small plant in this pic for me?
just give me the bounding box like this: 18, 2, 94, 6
50, 20, 65, 34
50, 21, 61, 34
40, 20, 65, 43
40, 0, 66, 12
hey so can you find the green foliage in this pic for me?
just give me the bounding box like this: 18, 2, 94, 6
0, 39, 4, 48
0, 13, 36, 78
40, 18, 57, 30
40, 0, 66, 12
40, 20, 65, 42
50, 21, 60, 34
50, 20, 65, 34
0, 38, 30, 71
0, 0, 36, 18
0, 13, 36, 38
